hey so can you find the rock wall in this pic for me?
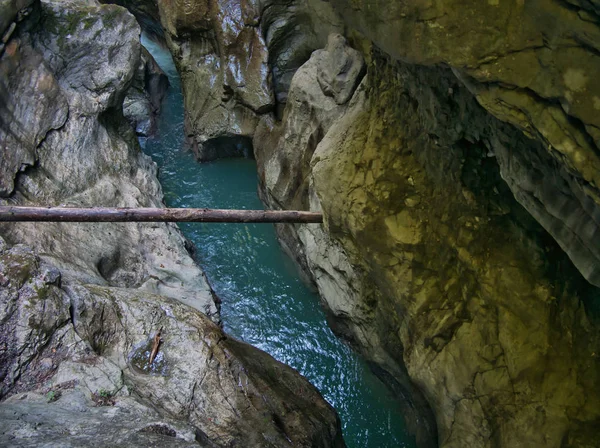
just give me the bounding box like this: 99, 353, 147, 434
99, 0, 164, 41
0, 237, 345, 447
0, 1, 346, 446
89, 0, 600, 446
154, 0, 343, 160
123, 45, 170, 139
327, 0, 600, 289
254, 32, 600, 448
0, 0, 217, 316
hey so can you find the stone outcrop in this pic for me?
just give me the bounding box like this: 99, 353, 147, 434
259, 0, 344, 112
0, 1, 346, 446
94, 0, 600, 445
326, 0, 600, 289
0, 238, 345, 447
154, 0, 343, 160
0, 0, 217, 316
123, 45, 169, 138
254, 33, 600, 447
9, 0, 596, 446
156, 0, 274, 160
0, 0, 64, 197
99, 0, 164, 41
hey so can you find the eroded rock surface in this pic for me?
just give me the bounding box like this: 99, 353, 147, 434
255, 34, 600, 447
156, 0, 273, 160
99, 0, 164, 41
153, 0, 342, 160
0, 0, 217, 316
123, 45, 170, 138
327, 0, 600, 288
0, 2, 346, 446
0, 238, 345, 447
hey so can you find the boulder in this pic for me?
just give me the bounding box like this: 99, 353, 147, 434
0, 238, 345, 447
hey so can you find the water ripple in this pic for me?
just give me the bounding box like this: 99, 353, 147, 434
141, 34, 416, 448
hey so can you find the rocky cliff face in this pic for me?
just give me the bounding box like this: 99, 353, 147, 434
154, 0, 343, 160
252, 8, 600, 448
328, 0, 600, 290
0, 0, 216, 316
0, 1, 346, 446
0, 237, 345, 447
123, 45, 169, 139
57, 0, 600, 446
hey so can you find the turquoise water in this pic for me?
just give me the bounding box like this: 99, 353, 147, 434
141, 36, 417, 448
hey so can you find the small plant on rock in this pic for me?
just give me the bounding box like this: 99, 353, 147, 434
91, 388, 116, 406
46, 390, 61, 403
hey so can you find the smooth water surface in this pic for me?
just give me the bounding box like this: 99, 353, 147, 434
141, 35, 417, 448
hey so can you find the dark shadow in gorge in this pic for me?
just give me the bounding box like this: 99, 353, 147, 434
192, 135, 255, 163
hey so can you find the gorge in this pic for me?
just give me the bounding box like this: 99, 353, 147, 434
1, 0, 599, 447
140, 34, 417, 446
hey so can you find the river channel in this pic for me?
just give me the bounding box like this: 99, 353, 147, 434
141, 35, 417, 448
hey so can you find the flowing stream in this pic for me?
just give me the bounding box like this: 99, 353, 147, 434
141, 36, 417, 448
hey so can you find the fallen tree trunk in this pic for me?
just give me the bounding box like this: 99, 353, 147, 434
0, 206, 323, 223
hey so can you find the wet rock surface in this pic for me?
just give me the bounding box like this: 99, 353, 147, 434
154, 0, 343, 160
0, 0, 66, 197
156, 0, 274, 160
255, 34, 600, 447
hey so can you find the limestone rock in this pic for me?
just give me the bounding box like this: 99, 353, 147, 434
0, 238, 345, 447
156, 0, 273, 160
0, 0, 217, 317
253, 33, 364, 280
0, 0, 36, 38
326, 0, 600, 288
254, 41, 437, 447
255, 35, 359, 212
123, 45, 170, 137
256, 38, 600, 447
259, 0, 344, 109
99, 0, 164, 41
0, 0, 67, 197
155, 0, 343, 160
317, 34, 365, 105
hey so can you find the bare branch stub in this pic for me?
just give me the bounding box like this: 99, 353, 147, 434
149, 327, 163, 365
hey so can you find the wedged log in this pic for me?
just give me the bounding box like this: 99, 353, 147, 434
0, 206, 323, 223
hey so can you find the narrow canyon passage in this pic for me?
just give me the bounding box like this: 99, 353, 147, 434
140, 36, 421, 447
